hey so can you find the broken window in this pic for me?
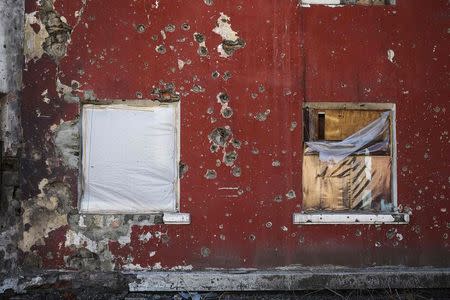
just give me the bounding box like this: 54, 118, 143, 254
294, 103, 407, 224
79, 102, 180, 214
301, 0, 395, 6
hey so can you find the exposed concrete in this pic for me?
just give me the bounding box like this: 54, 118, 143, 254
0, 0, 23, 156
0, 0, 23, 286
0, 0, 24, 94
128, 267, 450, 292
1, 93, 21, 156
38, 0, 72, 63
53, 119, 79, 169
2, 267, 449, 294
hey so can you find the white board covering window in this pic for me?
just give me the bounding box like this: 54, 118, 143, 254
80, 102, 179, 214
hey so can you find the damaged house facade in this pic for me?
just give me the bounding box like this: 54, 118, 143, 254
0, 0, 449, 296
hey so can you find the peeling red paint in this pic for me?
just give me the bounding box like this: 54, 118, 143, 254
21, 0, 449, 271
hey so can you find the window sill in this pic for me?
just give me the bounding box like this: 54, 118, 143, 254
162, 212, 191, 225
75, 212, 191, 225
293, 212, 409, 225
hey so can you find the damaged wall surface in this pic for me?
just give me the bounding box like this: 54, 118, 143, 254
0, 0, 449, 294
1, 0, 24, 291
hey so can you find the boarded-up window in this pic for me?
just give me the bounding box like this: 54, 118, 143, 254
302, 103, 396, 213
79, 102, 179, 214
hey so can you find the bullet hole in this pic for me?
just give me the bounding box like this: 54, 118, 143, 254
258, 84, 265, 93
136, 24, 146, 33
255, 109, 271, 121
272, 160, 281, 167
251, 147, 259, 155
203, 0, 214, 5
181, 23, 190, 31
155, 44, 166, 54
412, 225, 421, 234
286, 190, 296, 199
151, 82, 181, 102
386, 228, 397, 239
355, 229, 362, 237
152, 34, 159, 41
221, 106, 233, 118
71, 80, 80, 90
231, 139, 241, 149
201, 247, 211, 257
210, 144, 219, 153
251, 93, 258, 99
193, 33, 205, 43
165, 24, 176, 32
231, 166, 241, 177
249, 234, 256, 241
219, 234, 226, 240
222, 71, 232, 81
216, 159, 221, 167
135, 91, 143, 99
290, 121, 297, 131
375, 241, 382, 248
179, 162, 189, 178
223, 150, 238, 166
274, 195, 282, 203
298, 236, 305, 244
207, 107, 214, 114
221, 38, 246, 56
197, 46, 208, 57
212, 71, 220, 79
160, 233, 170, 244
191, 85, 205, 93
209, 127, 232, 147
217, 92, 229, 104
265, 221, 272, 228
204, 169, 217, 180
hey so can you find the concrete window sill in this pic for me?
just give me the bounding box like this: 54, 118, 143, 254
293, 212, 410, 225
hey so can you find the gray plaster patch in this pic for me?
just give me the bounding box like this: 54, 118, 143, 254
54, 119, 79, 169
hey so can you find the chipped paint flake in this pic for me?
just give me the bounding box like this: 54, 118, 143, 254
213, 13, 239, 41
387, 49, 395, 63
41, 89, 50, 103
65, 230, 98, 253
212, 13, 245, 58
177, 59, 185, 70
37, 178, 49, 198
24, 12, 49, 63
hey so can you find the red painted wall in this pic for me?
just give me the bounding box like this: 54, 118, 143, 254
22, 0, 449, 270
